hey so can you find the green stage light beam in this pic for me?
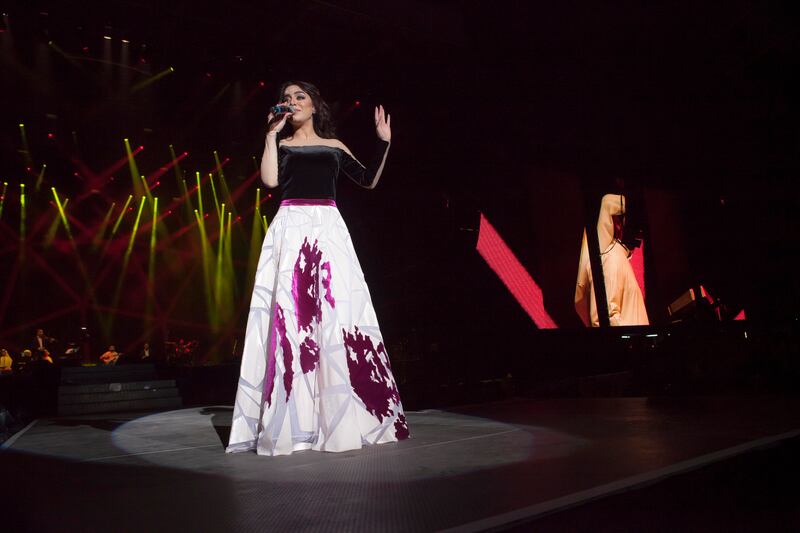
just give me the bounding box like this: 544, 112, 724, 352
92, 202, 117, 249
208, 172, 220, 218
19, 183, 26, 259
100, 194, 133, 261
19, 124, 32, 167
213, 150, 235, 216
111, 196, 147, 323
194, 208, 216, 329
140, 174, 154, 202
146, 196, 159, 335
130, 66, 175, 93
34, 164, 47, 192
47, 40, 81, 69
222, 211, 235, 323
180, 178, 194, 218
44, 197, 70, 247
214, 203, 226, 312
169, 144, 185, 189
247, 188, 263, 287
51, 188, 72, 236
124, 196, 147, 261
51, 188, 97, 307
195, 172, 204, 218
124, 139, 144, 197
111, 194, 134, 236
0, 182, 7, 221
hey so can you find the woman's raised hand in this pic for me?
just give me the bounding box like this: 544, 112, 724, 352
375, 105, 391, 142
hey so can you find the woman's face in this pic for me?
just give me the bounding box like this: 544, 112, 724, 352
281, 84, 314, 125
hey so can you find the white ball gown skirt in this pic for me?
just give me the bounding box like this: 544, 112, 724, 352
226, 199, 409, 456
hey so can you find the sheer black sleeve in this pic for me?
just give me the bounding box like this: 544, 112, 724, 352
339, 140, 390, 188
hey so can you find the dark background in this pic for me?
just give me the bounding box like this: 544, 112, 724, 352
1, 1, 798, 380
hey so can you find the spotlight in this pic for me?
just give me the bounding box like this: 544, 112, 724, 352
121, 39, 129, 44
47, 133, 54, 139
103, 35, 112, 40
82, 46, 89, 52
355, 100, 361, 106
259, 81, 265, 87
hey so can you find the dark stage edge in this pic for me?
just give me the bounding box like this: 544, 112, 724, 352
3, 396, 799, 532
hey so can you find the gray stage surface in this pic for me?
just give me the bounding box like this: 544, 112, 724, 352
4, 396, 799, 531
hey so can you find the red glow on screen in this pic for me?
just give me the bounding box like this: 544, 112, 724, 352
476, 213, 558, 329
630, 240, 645, 300
734, 309, 746, 321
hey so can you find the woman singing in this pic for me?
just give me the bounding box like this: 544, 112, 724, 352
227, 81, 409, 456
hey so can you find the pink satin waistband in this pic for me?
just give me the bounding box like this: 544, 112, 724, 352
280, 198, 337, 207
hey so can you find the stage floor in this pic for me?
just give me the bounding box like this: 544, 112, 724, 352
4, 396, 800, 531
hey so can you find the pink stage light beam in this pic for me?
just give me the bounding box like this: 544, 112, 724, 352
476, 212, 558, 329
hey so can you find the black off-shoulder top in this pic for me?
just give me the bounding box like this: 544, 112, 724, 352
277, 140, 390, 200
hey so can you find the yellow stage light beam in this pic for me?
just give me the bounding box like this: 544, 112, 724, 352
130, 66, 175, 93
19, 183, 26, 253
140, 174, 154, 202
213, 150, 235, 216
19, 123, 32, 167
100, 194, 134, 261
124, 196, 147, 260
0, 182, 7, 221
169, 144, 184, 185
50, 188, 72, 236
195, 172, 204, 218
51, 188, 98, 314
111, 194, 133, 236
124, 139, 145, 197
208, 172, 220, 218
92, 202, 117, 249
44, 197, 70, 247
222, 210, 235, 322
47, 40, 81, 68
262, 214, 268, 233
35, 164, 47, 191
111, 196, 147, 316
146, 197, 159, 335
180, 178, 194, 217
214, 202, 226, 311
247, 188, 263, 287
194, 208, 216, 329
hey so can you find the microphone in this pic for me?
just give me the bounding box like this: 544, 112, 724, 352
270, 104, 296, 115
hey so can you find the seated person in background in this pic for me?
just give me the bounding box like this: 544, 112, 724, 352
0, 349, 13, 373
99, 345, 121, 366
37, 350, 54, 364
141, 342, 151, 361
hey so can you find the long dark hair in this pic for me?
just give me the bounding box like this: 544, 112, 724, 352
276, 80, 336, 140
